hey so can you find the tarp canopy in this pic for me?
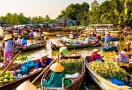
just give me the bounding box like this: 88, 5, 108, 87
16, 81, 36, 90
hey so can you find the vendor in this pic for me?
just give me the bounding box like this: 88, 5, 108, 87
69, 31, 74, 39
96, 33, 101, 43
43, 62, 65, 87
104, 31, 111, 48
38, 53, 52, 68
114, 49, 129, 63
59, 43, 68, 59
90, 49, 104, 62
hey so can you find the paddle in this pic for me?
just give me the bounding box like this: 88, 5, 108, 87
0, 51, 21, 77
31, 58, 57, 84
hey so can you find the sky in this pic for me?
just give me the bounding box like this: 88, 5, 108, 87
0, 0, 105, 19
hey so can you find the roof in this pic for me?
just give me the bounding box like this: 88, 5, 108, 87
89, 24, 113, 27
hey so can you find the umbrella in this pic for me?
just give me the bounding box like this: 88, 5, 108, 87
59, 47, 68, 56
16, 81, 36, 90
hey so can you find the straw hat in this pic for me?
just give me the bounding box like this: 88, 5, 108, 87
97, 33, 100, 36
3, 34, 12, 40
16, 81, 36, 90
50, 62, 64, 72
43, 52, 48, 57
70, 31, 73, 34
93, 49, 100, 52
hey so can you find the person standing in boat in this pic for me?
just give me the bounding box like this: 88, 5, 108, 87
69, 31, 74, 39
2, 34, 14, 67
29, 30, 34, 43
45, 37, 52, 58
104, 32, 111, 48
42, 62, 66, 87
90, 49, 104, 62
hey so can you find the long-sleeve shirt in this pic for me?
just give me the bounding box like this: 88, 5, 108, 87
90, 52, 103, 61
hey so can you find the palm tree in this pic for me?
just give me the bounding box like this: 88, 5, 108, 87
101, 0, 128, 28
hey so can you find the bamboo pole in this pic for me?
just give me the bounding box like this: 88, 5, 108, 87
31, 59, 56, 84
0, 51, 21, 77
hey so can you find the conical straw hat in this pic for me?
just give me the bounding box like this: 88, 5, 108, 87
16, 81, 36, 90
50, 62, 64, 72
3, 34, 12, 40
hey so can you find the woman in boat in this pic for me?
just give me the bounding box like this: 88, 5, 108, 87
104, 31, 111, 48
96, 33, 101, 43
15, 35, 22, 47
90, 49, 104, 62
45, 37, 52, 58
21, 37, 27, 47
114, 49, 129, 63
38, 53, 52, 68
2, 34, 14, 67
43, 62, 65, 87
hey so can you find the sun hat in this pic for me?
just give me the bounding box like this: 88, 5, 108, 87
97, 33, 100, 36
105, 31, 110, 34
93, 49, 100, 52
3, 34, 12, 40
50, 62, 64, 72
43, 52, 48, 57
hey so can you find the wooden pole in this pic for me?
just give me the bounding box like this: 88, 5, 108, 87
0, 51, 21, 77
31, 59, 56, 84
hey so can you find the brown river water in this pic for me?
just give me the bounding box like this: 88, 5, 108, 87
7, 36, 131, 90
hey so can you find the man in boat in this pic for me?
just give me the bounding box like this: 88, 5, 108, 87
69, 31, 74, 39
104, 31, 111, 48
90, 49, 104, 62
45, 37, 52, 58
38, 53, 52, 68
42, 62, 71, 87
114, 49, 129, 63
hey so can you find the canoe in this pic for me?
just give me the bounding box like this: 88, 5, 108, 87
85, 57, 132, 90
102, 46, 118, 51
52, 43, 101, 49
102, 37, 119, 41
0, 58, 55, 90
41, 56, 85, 90
43, 32, 57, 36
18, 44, 45, 52
62, 54, 81, 59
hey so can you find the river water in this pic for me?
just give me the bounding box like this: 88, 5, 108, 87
13, 36, 129, 90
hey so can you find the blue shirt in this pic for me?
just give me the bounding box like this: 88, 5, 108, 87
4, 40, 13, 51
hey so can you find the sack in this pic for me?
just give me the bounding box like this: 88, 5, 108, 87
21, 38, 27, 45
26, 60, 34, 69
21, 64, 28, 74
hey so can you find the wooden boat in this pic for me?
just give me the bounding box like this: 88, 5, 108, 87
102, 46, 118, 51
0, 58, 55, 90
102, 37, 119, 41
41, 56, 85, 90
43, 32, 57, 36
18, 44, 45, 52
109, 31, 122, 34
62, 54, 81, 59
85, 57, 132, 90
52, 42, 101, 50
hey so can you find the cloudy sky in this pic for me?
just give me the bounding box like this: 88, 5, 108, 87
0, 0, 105, 19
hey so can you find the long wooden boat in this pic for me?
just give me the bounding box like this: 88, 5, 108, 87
85, 57, 132, 90
18, 44, 45, 52
102, 37, 119, 41
102, 46, 118, 51
0, 58, 55, 90
109, 30, 122, 34
52, 42, 101, 49
43, 32, 57, 36
62, 54, 81, 59
41, 56, 85, 90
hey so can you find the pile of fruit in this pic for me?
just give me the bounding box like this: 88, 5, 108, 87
88, 62, 127, 81
16, 55, 28, 61
60, 59, 82, 74
28, 43, 40, 47
0, 71, 14, 84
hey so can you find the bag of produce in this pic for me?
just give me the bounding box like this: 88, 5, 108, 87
20, 64, 28, 74
26, 60, 34, 69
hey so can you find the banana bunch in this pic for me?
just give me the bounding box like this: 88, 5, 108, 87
16, 55, 28, 61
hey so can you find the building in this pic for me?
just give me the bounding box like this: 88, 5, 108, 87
56, 17, 77, 27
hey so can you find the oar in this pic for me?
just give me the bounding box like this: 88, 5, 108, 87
31, 58, 57, 84
0, 51, 21, 77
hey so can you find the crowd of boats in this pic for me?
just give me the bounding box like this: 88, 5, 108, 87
0, 25, 132, 90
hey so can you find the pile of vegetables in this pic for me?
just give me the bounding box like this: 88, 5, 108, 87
60, 59, 82, 74
88, 62, 127, 81
28, 43, 40, 47
16, 55, 28, 61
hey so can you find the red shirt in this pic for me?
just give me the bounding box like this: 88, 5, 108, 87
90, 52, 103, 61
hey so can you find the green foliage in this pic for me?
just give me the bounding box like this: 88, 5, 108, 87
60, 59, 82, 74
